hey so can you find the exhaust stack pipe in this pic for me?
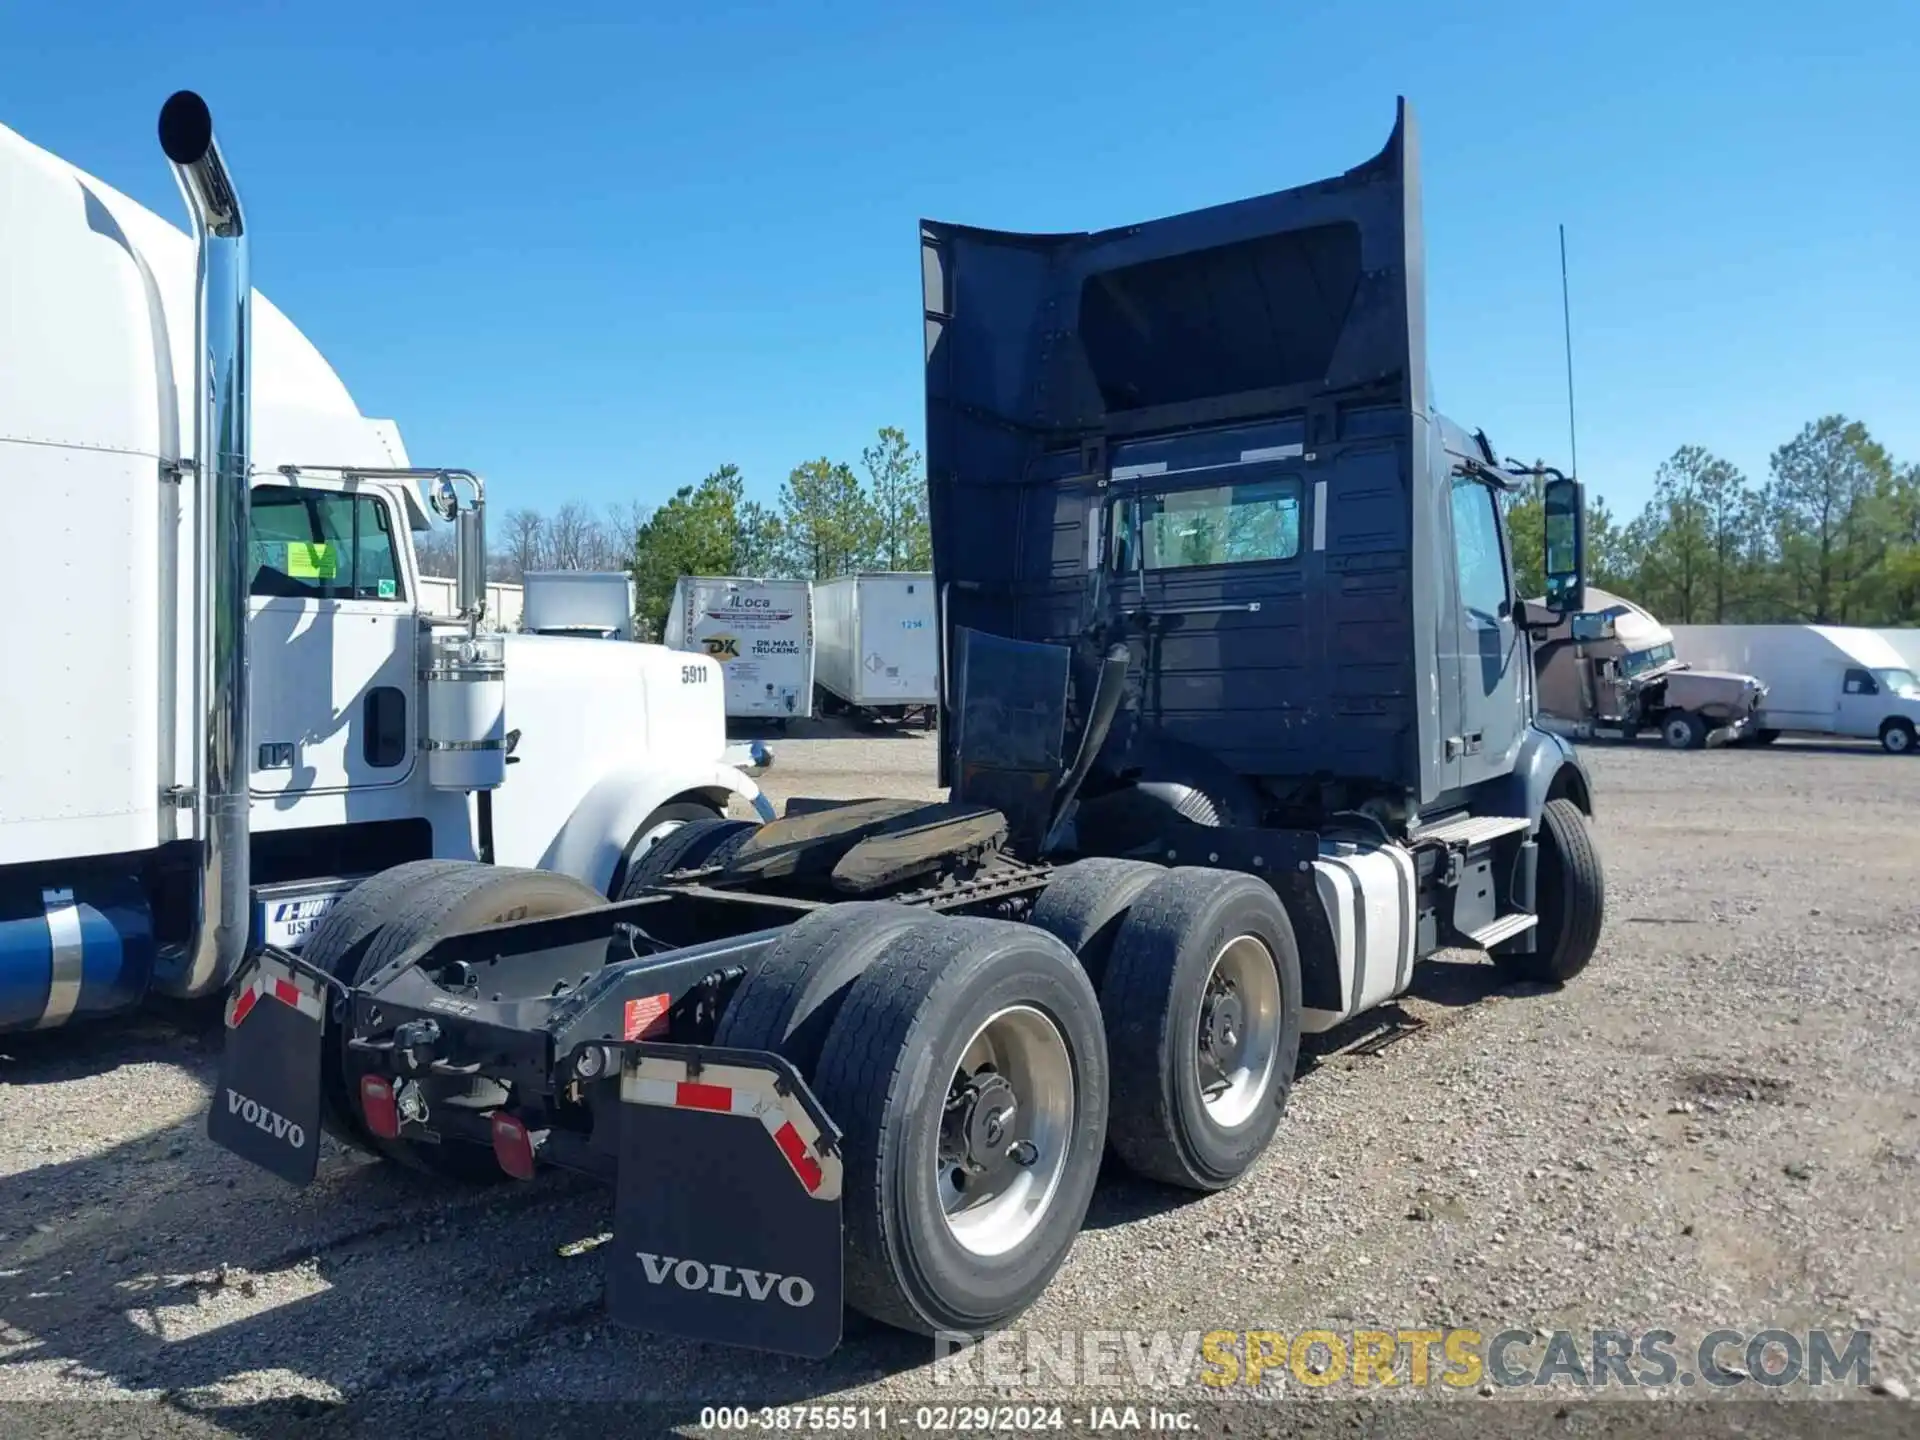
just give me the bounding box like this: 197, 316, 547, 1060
157, 90, 251, 998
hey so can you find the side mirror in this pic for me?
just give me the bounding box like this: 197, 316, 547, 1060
1543, 476, 1586, 614
1570, 612, 1615, 643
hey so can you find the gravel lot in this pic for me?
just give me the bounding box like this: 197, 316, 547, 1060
2, 726, 1916, 1435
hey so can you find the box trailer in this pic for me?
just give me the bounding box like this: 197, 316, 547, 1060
523, 571, 635, 640
813, 572, 939, 725
665, 576, 814, 725
1669, 624, 1920, 753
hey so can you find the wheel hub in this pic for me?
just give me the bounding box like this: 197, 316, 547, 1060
1199, 981, 1246, 1074
943, 1070, 1022, 1175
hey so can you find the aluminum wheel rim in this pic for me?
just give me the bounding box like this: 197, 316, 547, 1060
1194, 934, 1283, 1129
937, 1005, 1074, 1259
630, 818, 687, 863
1890, 728, 1912, 753
1665, 719, 1692, 747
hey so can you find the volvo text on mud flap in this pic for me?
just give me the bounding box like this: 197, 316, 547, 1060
206, 951, 327, 1186
609, 1046, 844, 1359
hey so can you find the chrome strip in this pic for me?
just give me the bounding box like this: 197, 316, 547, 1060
39, 889, 84, 1029
1313, 480, 1329, 551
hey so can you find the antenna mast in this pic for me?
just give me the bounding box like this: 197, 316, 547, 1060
1559, 223, 1579, 480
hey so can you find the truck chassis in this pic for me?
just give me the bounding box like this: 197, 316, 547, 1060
210, 781, 1599, 1359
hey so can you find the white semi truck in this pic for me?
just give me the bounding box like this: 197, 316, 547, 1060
0, 94, 771, 1034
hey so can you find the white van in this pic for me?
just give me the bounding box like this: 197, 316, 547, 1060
664, 576, 815, 725
1669, 624, 1920, 753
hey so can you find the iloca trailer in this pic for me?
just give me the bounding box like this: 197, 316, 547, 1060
1670, 624, 1920, 754
813, 572, 939, 726
0, 93, 770, 1034
665, 576, 815, 726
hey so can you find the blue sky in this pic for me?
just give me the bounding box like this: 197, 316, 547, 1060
5, 1, 1914, 524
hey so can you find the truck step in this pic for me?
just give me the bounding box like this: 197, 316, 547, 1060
1466, 911, 1538, 948
1411, 813, 1531, 849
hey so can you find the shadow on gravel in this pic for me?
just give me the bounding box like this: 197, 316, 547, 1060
729, 716, 933, 744
0, 1000, 221, 1088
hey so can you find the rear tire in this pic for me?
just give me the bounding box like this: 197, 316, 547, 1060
1881, 719, 1916, 755
713, 902, 939, 1077
1663, 711, 1707, 750
341, 864, 606, 1181
615, 815, 755, 900
1026, 858, 1164, 989
1494, 798, 1604, 986
303, 859, 473, 1149
811, 917, 1108, 1335
1098, 869, 1302, 1192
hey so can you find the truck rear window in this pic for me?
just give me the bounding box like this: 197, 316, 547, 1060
249, 487, 407, 602
1114, 475, 1304, 572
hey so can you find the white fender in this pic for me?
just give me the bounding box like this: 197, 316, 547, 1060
539, 762, 775, 898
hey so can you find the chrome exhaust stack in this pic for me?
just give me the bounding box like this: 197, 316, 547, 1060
156, 90, 251, 998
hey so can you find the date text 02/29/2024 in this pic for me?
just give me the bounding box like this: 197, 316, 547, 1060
696, 1406, 1197, 1432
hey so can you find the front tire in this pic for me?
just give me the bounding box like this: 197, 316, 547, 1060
1881, 719, 1916, 755
1494, 798, 1604, 985
810, 917, 1108, 1336
1098, 869, 1303, 1192
1663, 711, 1707, 750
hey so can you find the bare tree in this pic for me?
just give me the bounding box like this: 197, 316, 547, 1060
500, 509, 547, 581
545, 501, 608, 570
414, 522, 457, 578
603, 499, 650, 569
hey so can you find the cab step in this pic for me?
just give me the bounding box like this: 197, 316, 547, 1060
1411, 813, 1531, 849
1466, 911, 1538, 949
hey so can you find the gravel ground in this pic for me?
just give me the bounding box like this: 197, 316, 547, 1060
2, 727, 1916, 1436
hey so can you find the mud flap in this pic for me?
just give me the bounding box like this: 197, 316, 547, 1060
609, 1044, 843, 1359
206, 951, 326, 1186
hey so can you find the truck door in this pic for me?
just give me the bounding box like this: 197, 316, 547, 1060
248, 482, 417, 798
1836, 666, 1882, 737
1446, 472, 1527, 788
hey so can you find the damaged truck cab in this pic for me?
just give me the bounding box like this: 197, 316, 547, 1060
202, 95, 1606, 1361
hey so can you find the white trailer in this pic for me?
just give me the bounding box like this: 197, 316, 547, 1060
813, 572, 939, 725
0, 95, 771, 1034
1669, 624, 1920, 753
664, 577, 814, 726
523, 571, 635, 640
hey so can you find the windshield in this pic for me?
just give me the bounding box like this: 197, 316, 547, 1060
1875, 668, 1920, 698
1619, 642, 1675, 680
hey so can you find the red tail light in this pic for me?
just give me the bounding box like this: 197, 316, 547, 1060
360, 1076, 401, 1140
491, 1112, 537, 1180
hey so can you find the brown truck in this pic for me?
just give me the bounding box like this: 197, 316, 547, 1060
1532, 588, 1769, 749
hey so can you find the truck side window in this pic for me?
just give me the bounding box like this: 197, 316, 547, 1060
1843, 668, 1878, 696
1117, 475, 1303, 571
249, 487, 408, 602
1450, 475, 1509, 621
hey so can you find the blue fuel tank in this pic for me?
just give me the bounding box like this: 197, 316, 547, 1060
0, 873, 155, 1032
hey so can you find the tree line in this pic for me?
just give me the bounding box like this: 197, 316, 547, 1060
418, 425, 932, 639
1504, 414, 1917, 625
432, 411, 1916, 641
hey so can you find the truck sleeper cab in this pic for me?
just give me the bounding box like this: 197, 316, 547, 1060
206, 95, 1608, 1363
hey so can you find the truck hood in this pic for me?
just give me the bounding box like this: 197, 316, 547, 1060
1661, 667, 1764, 709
